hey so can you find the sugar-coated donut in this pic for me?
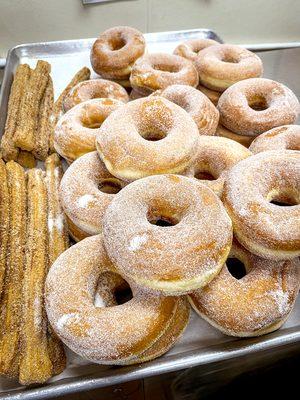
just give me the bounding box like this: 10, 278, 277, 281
184, 136, 251, 196
218, 78, 300, 136
96, 96, 200, 181
91, 26, 145, 86
197, 84, 220, 106
189, 239, 300, 337
130, 53, 199, 95
216, 124, 254, 148
173, 38, 218, 62
223, 150, 300, 260
103, 174, 233, 295
54, 98, 122, 163
60, 151, 126, 242
154, 85, 219, 136
249, 125, 300, 154
45, 235, 190, 365
63, 79, 129, 112
195, 44, 263, 92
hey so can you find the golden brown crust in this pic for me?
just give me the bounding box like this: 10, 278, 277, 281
91, 26, 145, 81
189, 239, 300, 337
0, 160, 9, 298
195, 44, 263, 92
0, 161, 26, 378
16, 151, 37, 169
55, 98, 122, 163
222, 150, 300, 259
96, 97, 200, 181
130, 53, 199, 95
14, 61, 51, 152
63, 79, 129, 111
19, 169, 52, 385
0, 64, 31, 161
103, 174, 233, 294
174, 38, 218, 62
249, 125, 300, 153
45, 235, 189, 364
154, 84, 219, 136
218, 78, 300, 136
216, 124, 254, 147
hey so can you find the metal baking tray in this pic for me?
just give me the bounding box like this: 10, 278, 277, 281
0, 29, 300, 399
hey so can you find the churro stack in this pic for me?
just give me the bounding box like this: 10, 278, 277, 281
0, 61, 90, 165
0, 155, 69, 385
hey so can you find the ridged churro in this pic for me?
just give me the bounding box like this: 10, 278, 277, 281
17, 151, 37, 169
0, 161, 26, 378
0, 64, 31, 161
0, 160, 9, 298
34, 77, 54, 160
45, 153, 68, 375
14, 60, 51, 152
19, 169, 52, 385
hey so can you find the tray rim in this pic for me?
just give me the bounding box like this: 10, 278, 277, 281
0, 29, 300, 399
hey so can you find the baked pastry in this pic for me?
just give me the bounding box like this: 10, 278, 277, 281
249, 125, 300, 153
173, 38, 218, 62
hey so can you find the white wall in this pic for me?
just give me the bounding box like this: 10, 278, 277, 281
0, 0, 300, 57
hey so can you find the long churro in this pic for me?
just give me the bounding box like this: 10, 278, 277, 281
14, 60, 51, 152
17, 151, 37, 169
0, 64, 31, 161
0, 161, 26, 378
34, 77, 54, 160
0, 160, 9, 298
45, 153, 68, 375
19, 169, 52, 385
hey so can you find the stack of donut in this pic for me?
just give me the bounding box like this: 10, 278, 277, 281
47, 26, 300, 367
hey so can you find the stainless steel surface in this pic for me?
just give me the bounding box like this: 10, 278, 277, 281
244, 41, 300, 51
82, 0, 130, 4
0, 30, 299, 399
0, 58, 6, 69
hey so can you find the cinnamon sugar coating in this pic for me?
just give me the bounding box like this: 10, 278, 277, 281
174, 38, 218, 62
249, 125, 300, 153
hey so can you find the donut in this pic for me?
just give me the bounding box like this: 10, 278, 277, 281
249, 125, 300, 153
90, 26, 146, 86
189, 239, 300, 337
154, 85, 219, 136
195, 44, 263, 92
184, 136, 251, 196
103, 174, 233, 294
216, 124, 254, 147
45, 235, 190, 365
54, 98, 122, 163
129, 88, 145, 101
223, 150, 300, 260
96, 96, 200, 181
130, 53, 199, 96
59, 151, 126, 242
197, 84, 220, 106
173, 38, 218, 62
63, 79, 129, 112
218, 78, 300, 136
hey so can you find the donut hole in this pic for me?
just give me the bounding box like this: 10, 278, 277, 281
152, 63, 180, 73
108, 35, 126, 51
139, 127, 168, 141
222, 53, 240, 64
98, 178, 123, 194
94, 272, 133, 308
147, 210, 180, 227
81, 111, 105, 129
247, 95, 269, 111
269, 193, 298, 207
194, 167, 216, 181
227, 258, 247, 280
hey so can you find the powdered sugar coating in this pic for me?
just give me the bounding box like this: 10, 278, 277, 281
96, 96, 200, 181
154, 84, 219, 136
103, 174, 233, 294
45, 235, 189, 364
130, 53, 199, 95
174, 38, 218, 62
184, 136, 251, 196
54, 98, 123, 163
218, 78, 300, 136
60, 151, 126, 238
63, 79, 129, 111
195, 44, 263, 92
249, 125, 300, 153
189, 239, 300, 337
223, 150, 300, 259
